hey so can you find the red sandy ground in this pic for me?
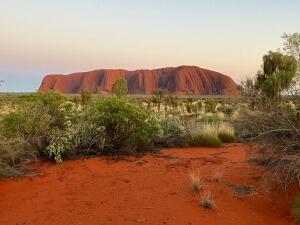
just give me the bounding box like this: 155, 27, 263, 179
0, 144, 298, 225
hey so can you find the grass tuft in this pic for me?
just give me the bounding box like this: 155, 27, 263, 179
188, 169, 202, 193
200, 191, 214, 209
189, 123, 222, 148
218, 123, 236, 143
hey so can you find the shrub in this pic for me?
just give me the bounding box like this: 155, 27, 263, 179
81, 91, 92, 106
0, 103, 54, 151
89, 96, 159, 153
189, 123, 222, 147
218, 123, 236, 143
292, 195, 300, 221
218, 104, 234, 120
198, 114, 220, 124
0, 135, 36, 179
205, 100, 217, 113
46, 113, 105, 163
111, 77, 128, 97
156, 115, 189, 147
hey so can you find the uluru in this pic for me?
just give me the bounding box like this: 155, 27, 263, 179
39, 65, 239, 96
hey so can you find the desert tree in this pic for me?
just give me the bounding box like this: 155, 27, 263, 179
111, 77, 128, 97
239, 78, 260, 110
256, 51, 297, 101
282, 32, 300, 95
282, 32, 300, 64
165, 95, 179, 110
151, 89, 166, 112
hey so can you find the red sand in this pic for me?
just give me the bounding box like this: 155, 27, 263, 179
0, 144, 297, 225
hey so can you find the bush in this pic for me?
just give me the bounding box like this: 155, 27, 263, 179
156, 115, 189, 147
46, 112, 105, 163
198, 114, 220, 124
0, 135, 36, 179
89, 96, 159, 153
0, 103, 54, 151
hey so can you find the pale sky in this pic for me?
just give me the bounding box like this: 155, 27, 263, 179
0, 0, 299, 91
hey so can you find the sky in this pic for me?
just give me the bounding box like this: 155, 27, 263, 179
0, 0, 300, 92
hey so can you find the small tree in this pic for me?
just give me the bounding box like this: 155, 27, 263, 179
111, 77, 128, 97
282, 32, 300, 64
151, 89, 166, 112
0, 80, 3, 88
256, 51, 297, 101
239, 78, 261, 110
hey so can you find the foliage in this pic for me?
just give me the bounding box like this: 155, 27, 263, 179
165, 95, 179, 109
185, 97, 193, 113
256, 51, 298, 100
46, 110, 105, 163
282, 32, 300, 63
239, 78, 261, 110
198, 114, 220, 124
81, 91, 92, 106
205, 100, 217, 113
155, 115, 188, 147
111, 77, 128, 97
0, 104, 54, 151
0, 135, 35, 179
218, 104, 234, 119
46, 128, 78, 163
151, 89, 166, 112
90, 96, 159, 153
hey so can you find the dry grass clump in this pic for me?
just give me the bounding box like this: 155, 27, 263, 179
189, 122, 236, 147
189, 123, 222, 148
218, 123, 236, 143
188, 169, 202, 193
200, 191, 214, 209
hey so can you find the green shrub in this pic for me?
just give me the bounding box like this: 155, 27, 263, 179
90, 96, 159, 153
0, 135, 36, 179
156, 115, 189, 147
0, 104, 54, 151
292, 195, 300, 221
46, 113, 105, 163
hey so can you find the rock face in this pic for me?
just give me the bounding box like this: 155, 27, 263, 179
39, 66, 239, 95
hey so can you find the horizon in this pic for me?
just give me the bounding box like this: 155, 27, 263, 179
1, 0, 300, 92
